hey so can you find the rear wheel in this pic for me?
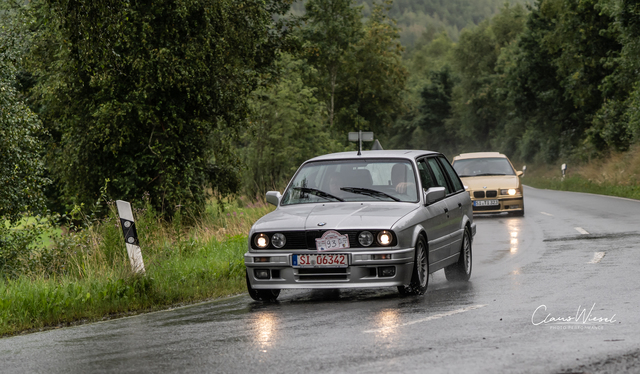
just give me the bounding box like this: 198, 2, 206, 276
444, 227, 472, 281
397, 236, 429, 295
246, 271, 280, 301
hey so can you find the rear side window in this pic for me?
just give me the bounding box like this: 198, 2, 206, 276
438, 156, 464, 193
427, 158, 450, 195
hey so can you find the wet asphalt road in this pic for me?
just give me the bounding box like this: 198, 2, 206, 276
2, 186, 640, 374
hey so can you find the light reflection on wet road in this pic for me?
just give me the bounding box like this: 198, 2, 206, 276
1, 186, 640, 373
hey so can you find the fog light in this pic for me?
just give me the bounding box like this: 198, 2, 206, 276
254, 269, 270, 279
372, 254, 392, 260
254, 257, 270, 263
378, 266, 395, 277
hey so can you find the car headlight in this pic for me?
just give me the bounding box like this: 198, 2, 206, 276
358, 231, 374, 247
271, 233, 286, 248
377, 230, 393, 246
501, 189, 517, 196
254, 233, 269, 248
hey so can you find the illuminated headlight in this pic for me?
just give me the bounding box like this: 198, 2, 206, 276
254, 233, 269, 248
358, 231, 374, 246
271, 233, 286, 248
501, 189, 517, 196
377, 230, 393, 246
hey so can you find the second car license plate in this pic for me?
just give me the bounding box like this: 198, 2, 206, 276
474, 199, 499, 206
292, 254, 348, 267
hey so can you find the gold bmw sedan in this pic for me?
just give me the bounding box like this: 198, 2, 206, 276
452, 152, 524, 216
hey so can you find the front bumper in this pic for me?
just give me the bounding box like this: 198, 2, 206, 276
244, 247, 415, 289
472, 197, 524, 214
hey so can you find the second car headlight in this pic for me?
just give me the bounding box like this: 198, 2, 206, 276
501, 189, 517, 196
358, 231, 374, 246
271, 233, 286, 248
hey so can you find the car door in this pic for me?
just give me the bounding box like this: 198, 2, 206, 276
436, 155, 467, 256
416, 158, 450, 266
425, 157, 459, 258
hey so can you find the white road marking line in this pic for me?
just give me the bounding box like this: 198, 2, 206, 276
575, 227, 589, 235
540, 212, 554, 216
588, 252, 606, 264
363, 304, 487, 333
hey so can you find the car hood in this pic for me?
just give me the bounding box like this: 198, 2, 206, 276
459, 175, 520, 190
252, 203, 420, 232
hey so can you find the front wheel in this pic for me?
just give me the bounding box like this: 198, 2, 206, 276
398, 236, 429, 295
444, 227, 472, 281
246, 271, 280, 302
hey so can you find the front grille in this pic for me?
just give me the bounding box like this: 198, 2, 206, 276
486, 190, 498, 198
473, 191, 485, 198
296, 268, 349, 281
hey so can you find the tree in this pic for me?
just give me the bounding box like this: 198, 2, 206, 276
241, 55, 346, 198
336, 0, 408, 134
0, 1, 48, 223
27, 0, 291, 218
447, 3, 527, 153
302, 0, 364, 130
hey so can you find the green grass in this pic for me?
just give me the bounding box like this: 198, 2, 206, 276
524, 175, 640, 200
0, 197, 273, 336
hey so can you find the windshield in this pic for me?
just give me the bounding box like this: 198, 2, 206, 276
452, 157, 515, 177
281, 159, 419, 205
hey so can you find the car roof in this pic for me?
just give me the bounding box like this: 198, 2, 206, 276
306, 150, 439, 162
452, 152, 507, 161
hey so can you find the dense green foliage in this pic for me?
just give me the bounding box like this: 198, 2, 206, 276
26, 0, 292, 218
0, 3, 48, 223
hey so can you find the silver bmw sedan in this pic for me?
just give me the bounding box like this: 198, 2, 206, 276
244, 150, 475, 301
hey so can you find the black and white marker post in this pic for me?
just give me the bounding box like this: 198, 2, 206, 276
116, 200, 146, 274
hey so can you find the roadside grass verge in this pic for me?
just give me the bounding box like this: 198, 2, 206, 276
522, 145, 640, 201
0, 197, 274, 336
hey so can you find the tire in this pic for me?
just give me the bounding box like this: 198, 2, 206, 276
246, 270, 280, 302
397, 235, 429, 295
444, 227, 472, 282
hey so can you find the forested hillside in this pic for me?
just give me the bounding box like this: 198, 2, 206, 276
292, 0, 520, 45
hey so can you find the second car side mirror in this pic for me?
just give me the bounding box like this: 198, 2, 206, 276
266, 191, 282, 206
423, 187, 446, 206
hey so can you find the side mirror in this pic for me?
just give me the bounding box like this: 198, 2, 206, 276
266, 191, 282, 206
516, 170, 523, 177
423, 187, 446, 206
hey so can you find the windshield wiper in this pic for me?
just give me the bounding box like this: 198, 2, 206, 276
293, 187, 344, 202
340, 187, 400, 201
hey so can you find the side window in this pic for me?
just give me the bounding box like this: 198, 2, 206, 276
438, 156, 464, 193
427, 157, 451, 195
417, 159, 436, 190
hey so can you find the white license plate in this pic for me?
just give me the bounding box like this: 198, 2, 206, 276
292, 254, 348, 267
474, 199, 499, 207
315, 230, 350, 251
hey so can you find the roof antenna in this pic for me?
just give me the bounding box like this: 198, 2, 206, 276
348, 131, 374, 156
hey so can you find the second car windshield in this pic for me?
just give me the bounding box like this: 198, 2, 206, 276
452, 157, 515, 177
281, 159, 419, 205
